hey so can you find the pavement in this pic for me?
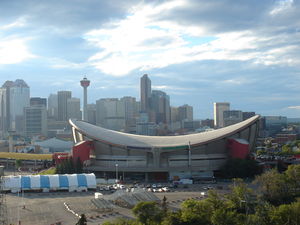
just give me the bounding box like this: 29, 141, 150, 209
5, 183, 231, 225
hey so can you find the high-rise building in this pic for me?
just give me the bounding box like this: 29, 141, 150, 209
0, 81, 13, 136
96, 98, 125, 131
48, 94, 58, 119
0, 79, 30, 134
30, 97, 47, 107
57, 91, 72, 121
170, 107, 179, 123
214, 102, 230, 128
80, 77, 90, 121
67, 98, 81, 120
223, 110, 243, 127
24, 105, 47, 137
140, 74, 151, 113
242, 112, 256, 121
151, 90, 170, 124
178, 104, 193, 122
121, 96, 139, 132
86, 104, 96, 125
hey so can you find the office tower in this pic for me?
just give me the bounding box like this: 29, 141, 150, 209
11, 80, 30, 133
57, 91, 71, 121
0, 81, 13, 136
86, 104, 96, 125
121, 96, 139, 132
140, 74, 151, 113
30, 97, 47, 107
48, 94, 58, 119
223, 110, 243, 127
67, 98, 81, 120
214, 102, 230, 128
24, 105, 47, 137
242, 112, 256, 120
264, 116, 287, 137
170, 107, 179, 123
178, 104, 193, 122
80, 77, 90, 121
151, 90, 170, 124
96, 98, 125, 131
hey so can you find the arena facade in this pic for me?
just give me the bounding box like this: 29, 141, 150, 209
69, 115, 260, 181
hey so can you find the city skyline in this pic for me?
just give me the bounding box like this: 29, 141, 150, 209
0, 0, 299, 118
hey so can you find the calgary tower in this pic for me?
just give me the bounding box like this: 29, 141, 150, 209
80, 76, 90, 121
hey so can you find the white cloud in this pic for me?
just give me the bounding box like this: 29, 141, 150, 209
270, 0, 294, 15
0, 17, 27, 30
0, 38, 34, 64
287, 106, 300, 110
82, 0, 300, 76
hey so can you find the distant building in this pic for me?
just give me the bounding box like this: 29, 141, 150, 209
223, 110, 243, 127
264, 116, 287, 137
151, 90, 170, 124
48, 94, 58, 120
214, 102, 230, 128
121, 96, 139, 132
57, 91, 71, 121
96, 98, 125, 131
275, 133, 297, 145
136, 113, 156, 135
242, 112, 255, 121
182, 120, 201, 130
178, 104, 193, 122
24, 105, 47, 137
201, 119, 214, 128
67, 97, 81, 120
140, 74, 151, 113
170, 107, 179, 123
30, 97, 47, 107
34, 137, 73, 153
86, 104, 96, 125
0, 79, 30, 135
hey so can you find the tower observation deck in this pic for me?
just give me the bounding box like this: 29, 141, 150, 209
80, 77, 90, 121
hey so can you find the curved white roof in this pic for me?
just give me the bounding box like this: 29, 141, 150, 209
70, 115, 259, 148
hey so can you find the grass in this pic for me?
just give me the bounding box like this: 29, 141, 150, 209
0, 152, 52, 160
37, 167, 56, 175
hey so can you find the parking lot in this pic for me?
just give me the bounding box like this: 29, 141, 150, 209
5, 183, 231, 225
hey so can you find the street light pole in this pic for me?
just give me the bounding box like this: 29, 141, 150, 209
115, 163, 118, 183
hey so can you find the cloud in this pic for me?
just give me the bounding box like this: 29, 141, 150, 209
83, 0, 300, 76
0, 38, 34, 64
287, 106, 300, 110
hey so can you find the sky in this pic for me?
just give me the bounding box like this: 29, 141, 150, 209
0, 0, 299, 119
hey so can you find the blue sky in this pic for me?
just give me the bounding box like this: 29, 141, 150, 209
0, 0, 299, 119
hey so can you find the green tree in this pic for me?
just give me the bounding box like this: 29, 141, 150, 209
270, 200, 300, 225
75, 157, 83, 173
211, 208, 243, 225
226, 179, 254, 213
221, 158, 261, 178
15, 159, 22, 169
132, 201, 163, 225
254, 169, 291, 205
180, 199, 212, 225
285, 164, 300, 196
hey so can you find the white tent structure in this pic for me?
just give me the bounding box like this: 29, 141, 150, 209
2, 173, 96, 193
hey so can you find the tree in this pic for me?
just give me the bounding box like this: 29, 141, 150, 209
285, 164, 300, 196
15, 159, 22, 169
75, 157, 83, 173
226, 179, 254, 213
220, 158, 261, 178
254, 169, 292, 205
270, 200, 300, 225
132, 201, 163, 225
76, 214, 87, 225
180, 199, 212, 225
